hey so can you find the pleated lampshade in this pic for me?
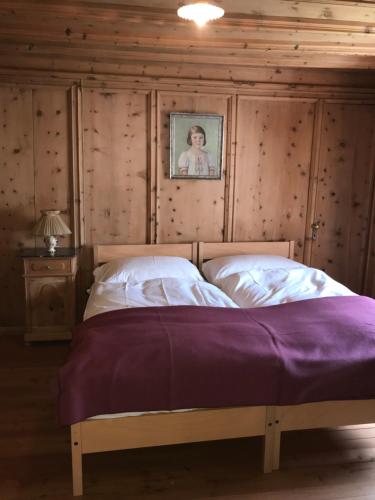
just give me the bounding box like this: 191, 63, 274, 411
33, 210, 71, 236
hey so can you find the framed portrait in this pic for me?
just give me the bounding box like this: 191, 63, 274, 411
170, 112, 224, 179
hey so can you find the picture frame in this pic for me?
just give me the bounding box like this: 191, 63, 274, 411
170, 112, 224, 179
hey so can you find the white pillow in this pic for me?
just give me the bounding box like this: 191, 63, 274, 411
94, 256, 204, 284
217, 267, 355, 308
202, 254, 306, 284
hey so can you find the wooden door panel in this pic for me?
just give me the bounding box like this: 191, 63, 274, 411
311, 103, 375, 293
233, 98, 316, 262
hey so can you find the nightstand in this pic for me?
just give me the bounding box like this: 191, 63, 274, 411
22, 248, 78, 342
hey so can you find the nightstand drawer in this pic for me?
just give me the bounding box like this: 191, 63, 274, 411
25, 259, 70, 275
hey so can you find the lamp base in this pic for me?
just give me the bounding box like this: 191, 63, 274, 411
44, 235, 58, 256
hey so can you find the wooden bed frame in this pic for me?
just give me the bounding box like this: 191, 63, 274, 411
198, 241, 375, 473
93, 242, 198, 267
71, 242, 286, 495
70, 241, 375, 495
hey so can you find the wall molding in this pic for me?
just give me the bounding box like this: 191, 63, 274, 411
1, 71, 375, 100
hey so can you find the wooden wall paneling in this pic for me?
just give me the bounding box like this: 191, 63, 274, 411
68, 85, 80, 249
1, 66, 375, 92
156, 92, 231, 243
365, 129, 375, 297
155, 90, 162, 243
80, 86, 150, 306
0, 85, 34, 327
1, 69, 375, 105
311, 102, 375, 293
233, 97, 317, 262
33, 86, 72, 248
303, 100, 325, 264
70, 84, 87, 320
77, 85, 85, 247
82, 87, 149, 247
362, 124, 375, 298
67, 81, 374, 103
361, 114, 375, 298
148, 89, 157, 243
223, 95, 237, 242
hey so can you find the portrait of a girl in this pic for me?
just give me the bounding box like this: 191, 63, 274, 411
178, 125, 216, 177
170, 113, 223, 179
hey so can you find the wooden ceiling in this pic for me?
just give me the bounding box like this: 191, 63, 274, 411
0, 0, 374, 74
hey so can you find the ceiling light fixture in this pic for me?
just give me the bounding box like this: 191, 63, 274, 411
177, 2, 224, 28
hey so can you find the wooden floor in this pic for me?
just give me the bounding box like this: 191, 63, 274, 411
1, 334, 375, 500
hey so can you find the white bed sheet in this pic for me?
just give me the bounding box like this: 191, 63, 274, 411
84, 277, 238, 320
215, 267, 356, 308
89, 408, 196, 420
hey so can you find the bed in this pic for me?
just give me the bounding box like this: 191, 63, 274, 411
63, 241, 375, 495
67, 242, 281, 496
198, 241, 375, 472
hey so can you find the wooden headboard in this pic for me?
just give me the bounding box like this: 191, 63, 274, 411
93, 242, 198, 267
198, 241, 295, 270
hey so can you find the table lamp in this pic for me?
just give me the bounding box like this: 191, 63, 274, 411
33, 210, 71, 255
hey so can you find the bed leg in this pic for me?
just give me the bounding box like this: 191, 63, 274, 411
263, 407, 275, 473
71, 424, 83, 496
272, 410, 281, 471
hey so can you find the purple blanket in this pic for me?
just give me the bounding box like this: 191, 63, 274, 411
58, 296, 375, 425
